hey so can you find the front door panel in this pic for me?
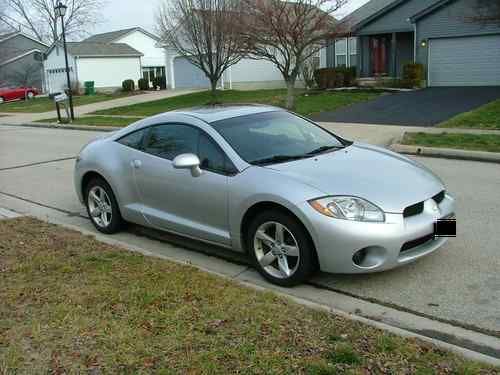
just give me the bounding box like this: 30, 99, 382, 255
133, 153, 230, 245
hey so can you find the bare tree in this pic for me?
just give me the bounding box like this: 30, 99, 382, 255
0, 0, 105, 44
157, 0, 247, 101
470, 0, 500, 24
242, 0, 347, 109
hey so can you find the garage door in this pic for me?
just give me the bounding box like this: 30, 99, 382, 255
429, 34, 500, 87
173, 57, 210, 89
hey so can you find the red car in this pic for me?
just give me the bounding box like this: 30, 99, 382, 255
0, 87, 39, 104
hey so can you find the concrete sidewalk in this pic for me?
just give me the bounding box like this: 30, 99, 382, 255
0, 89, 198, 125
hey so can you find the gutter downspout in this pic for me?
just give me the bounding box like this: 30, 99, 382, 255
413, 22, 417, 62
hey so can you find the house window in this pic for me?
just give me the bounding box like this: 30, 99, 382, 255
333, 38, 358, 68
335, 38, 347, 67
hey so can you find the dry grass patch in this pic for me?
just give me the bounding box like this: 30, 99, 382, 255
0, 218, 497, 374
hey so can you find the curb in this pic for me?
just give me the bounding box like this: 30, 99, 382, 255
390, 143, 500, 164
0, 122, 116, 132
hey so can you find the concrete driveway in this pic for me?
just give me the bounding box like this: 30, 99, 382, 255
311, 87, 500, 126
0, 125, 499, 336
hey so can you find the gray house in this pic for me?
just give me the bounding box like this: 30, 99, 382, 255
327, 0, 500, 86
0, 31, 48, 89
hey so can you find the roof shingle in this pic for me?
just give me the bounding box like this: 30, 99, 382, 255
65, 42, 143, 57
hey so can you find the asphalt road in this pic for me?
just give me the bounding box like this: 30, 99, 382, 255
0, 125, 499, 334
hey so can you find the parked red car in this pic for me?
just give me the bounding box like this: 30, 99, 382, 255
0, 87, 39, 104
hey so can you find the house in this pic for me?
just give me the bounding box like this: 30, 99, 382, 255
0, 31, 48, 90
84, 27, 167, 88
44, 42, 143, 94
165, 50, 285, 90
322, 0, 500, 87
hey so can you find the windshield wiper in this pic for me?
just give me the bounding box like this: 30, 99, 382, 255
251, 154, 309, 166
307, 145, 344, 155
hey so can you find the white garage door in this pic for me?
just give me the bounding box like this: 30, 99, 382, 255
173, 57, 210, 89
429, 34, 500, 87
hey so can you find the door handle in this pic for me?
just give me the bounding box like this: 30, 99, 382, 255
131, 159, 142, 169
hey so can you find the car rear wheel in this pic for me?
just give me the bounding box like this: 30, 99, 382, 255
85, 178, 123, 234
247, 210, 316, 287
0, 97, 4, 104
26, 91, 35, 100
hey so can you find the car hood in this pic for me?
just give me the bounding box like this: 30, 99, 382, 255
265, 143, 444, 213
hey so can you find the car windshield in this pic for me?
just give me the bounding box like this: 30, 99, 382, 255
211, 111, 347, 165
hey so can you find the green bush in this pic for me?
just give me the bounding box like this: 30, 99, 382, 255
313, 67, 357, 89
122, 79, 135, 92
138, 78, 149, 91
152, 75, 167, 90
402, 63, 424, 88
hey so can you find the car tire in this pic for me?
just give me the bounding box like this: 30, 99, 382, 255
84, 177, 123, 234
247, 210, 316, 287
0, 97, 4, 104
27, 92, 35, 100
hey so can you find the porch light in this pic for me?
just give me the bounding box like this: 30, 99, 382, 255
54, 2, 67, 17
420, 39, 427, 47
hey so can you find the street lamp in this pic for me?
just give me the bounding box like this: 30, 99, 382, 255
54, 1, 75, 121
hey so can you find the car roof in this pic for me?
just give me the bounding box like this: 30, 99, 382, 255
171, 104, 283, 123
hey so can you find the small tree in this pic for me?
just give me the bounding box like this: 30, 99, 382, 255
157, 0, 246, 102
242, 0, 347, 109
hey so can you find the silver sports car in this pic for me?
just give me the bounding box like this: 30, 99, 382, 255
74, 105, 455, 286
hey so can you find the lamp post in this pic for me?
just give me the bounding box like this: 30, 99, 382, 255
54, 1, 74, 121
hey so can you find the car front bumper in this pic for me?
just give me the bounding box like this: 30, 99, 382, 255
300, 194, 455, 274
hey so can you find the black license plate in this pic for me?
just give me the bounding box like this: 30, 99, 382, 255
434, 218, 456, 237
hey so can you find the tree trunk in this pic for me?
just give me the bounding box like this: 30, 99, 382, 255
285, 77, 296, 110
210, 79, 218, 104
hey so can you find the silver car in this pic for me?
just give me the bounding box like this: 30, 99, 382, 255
74, 105, 455, 286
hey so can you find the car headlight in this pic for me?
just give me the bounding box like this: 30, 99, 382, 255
309, 196, 385, 222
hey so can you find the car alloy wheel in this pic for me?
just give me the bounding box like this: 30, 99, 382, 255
254, 221, 301, 279
0, 97, 4, 104
27, 92, 34, 99
87, 186, 113, 229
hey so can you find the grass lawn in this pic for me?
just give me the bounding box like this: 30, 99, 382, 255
0, 92, 140, 113
402, 132, 500, 153
439, 99, 500, 130
0, 217, 497, 373
92, 89, 380, 118
36, 116, 139, 127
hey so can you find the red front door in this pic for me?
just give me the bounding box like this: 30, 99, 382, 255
371, 37, 388, 75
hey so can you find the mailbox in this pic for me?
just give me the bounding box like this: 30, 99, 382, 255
53, 92, 71, 123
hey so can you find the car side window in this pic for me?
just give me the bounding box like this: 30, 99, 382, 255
198, 133, 227, 173
143, 124, 199, 160
117, 129, 147, 150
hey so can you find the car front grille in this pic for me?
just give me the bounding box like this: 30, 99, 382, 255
401, 233, 435, 253
403, 190, 446, 218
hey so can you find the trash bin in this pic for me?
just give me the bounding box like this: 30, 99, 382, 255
84, 81, 95, 95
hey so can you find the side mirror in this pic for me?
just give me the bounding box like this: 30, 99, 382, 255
172, 153, 202, 177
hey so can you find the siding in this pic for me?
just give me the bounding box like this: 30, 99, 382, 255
115, 31, 166, 68
43, 46, 78, 94
358, 0, 438, 35
416, 0, 500, 68
0, 53, 44, 89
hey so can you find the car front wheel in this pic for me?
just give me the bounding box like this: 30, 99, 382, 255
85, 178, 123, 234
247, 210, 316, 287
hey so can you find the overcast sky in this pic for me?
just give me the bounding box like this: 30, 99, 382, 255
94, 0, 371, 34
